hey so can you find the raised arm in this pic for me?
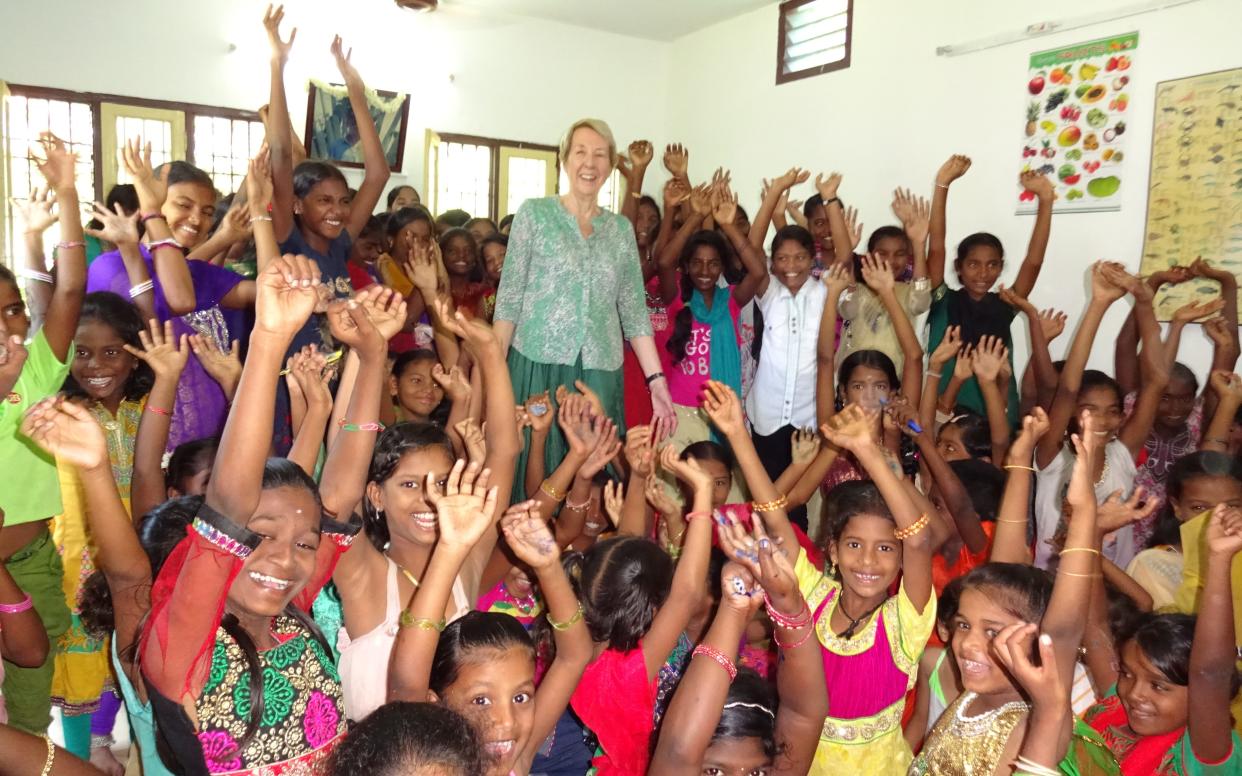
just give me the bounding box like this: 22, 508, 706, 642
991, 410, 1048, 564
330, 36, 390, 238
859, 255, 924, 402
928, 155, 971, 289
126, 321, 190, 522
896, 403, 988, 554
816, 173, 853, 266
1000, 285, 1063, 412
1201, 371, 1242, 453
263, 4, 298, 242
921, 326, 961, 432
619, 140, 653, 227
1009, 172, 1055, 298
750, 167, 809, 250
1036, 262, 1125, 469
1194, 257, 1241, 372
816, 264, 851, 425
1116, 270, 1170, 457
83, 200, 155, 320
286, 350, 333, 476
31, 134, 87, 361
716, 188, 769, 307
12, 188, 57, 332
387, 462, 499, 703
1187, 505, 1242, 763
123, 139, 195, 316
970, 335, 1012, 462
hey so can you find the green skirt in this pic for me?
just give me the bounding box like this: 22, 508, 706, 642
508, 348, 624, 502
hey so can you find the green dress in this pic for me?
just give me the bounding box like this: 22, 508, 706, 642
927, 284, 1020, 428
495, 197, 651, 485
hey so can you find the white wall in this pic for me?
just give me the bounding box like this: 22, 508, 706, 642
664, 0, 1242, 379
0, 0, 669, 204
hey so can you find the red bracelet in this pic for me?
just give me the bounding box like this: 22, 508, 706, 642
772, 624, 814, 649
144, 405, 171, 417
0, 594, 33, 614
763, 593, 812, 630
56, 240, 85, 251
685, 510, 711, 522
692, 644, 737, 682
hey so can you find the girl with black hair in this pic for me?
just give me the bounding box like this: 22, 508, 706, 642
328, 702, 482, 776
1125, 451, 1242, 610
657, 180, 768, 450
1083, 505, 1242, 773
926, 155, 1056, 428
650, 543, 827, 775
1034, 263, 1168, 570
345, 214, 386, 291
386, 469, 591, 776
439, 227, 493, 320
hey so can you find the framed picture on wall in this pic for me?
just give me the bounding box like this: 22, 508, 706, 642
304, 80, 410, 172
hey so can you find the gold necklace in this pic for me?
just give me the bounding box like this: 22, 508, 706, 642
395, 563, 420, 588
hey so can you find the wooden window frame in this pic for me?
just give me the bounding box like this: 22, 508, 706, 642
432, 131, 559, 222
776, 0, 854, 86
6, 82, 259, 196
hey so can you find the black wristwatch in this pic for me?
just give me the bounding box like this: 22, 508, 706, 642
645, 371, 666, 388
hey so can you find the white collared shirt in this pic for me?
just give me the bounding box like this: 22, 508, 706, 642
746, 278, 827, 436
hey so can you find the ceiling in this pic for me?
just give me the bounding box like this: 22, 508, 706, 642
441, 0, 778, 41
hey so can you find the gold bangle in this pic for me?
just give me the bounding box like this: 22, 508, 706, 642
1059, 547, 1100, 556
750, 494, 788, 513
540, 480, 566, 502
996, 519, 1028, 524
1004, 464, 1037, 472
40, 735, 55, 776
399, 611, 446, 631
893, 513, 930, 541
1056, 570, 1102, 578
549, 603, 584, 631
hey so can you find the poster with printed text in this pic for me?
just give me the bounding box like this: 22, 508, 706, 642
1018, 32, 1138, 214
1139, 67, 1242, 321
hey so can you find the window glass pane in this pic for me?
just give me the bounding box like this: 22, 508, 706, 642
436, 141, 493, 218
506, 156, 551, 216
558, 168, 621, 210
190, 114, 265, 195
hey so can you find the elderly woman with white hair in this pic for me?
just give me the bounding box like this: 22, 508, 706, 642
494, 117, 675, 480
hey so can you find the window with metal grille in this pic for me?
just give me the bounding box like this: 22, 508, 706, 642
191, 114, 266, 195
777, 0, 853, 85
426, 131, 561, 221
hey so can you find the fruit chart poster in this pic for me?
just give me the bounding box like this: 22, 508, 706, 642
1018, 32, 1137, 214
1140, 67, 1242, 320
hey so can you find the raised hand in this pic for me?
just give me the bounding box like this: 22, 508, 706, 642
454, 418, 487, 466
262, 3, 297, 63
663, 177, 691, 211
356, 285, 408, 343
892, 188, 931, 244
700, 380, 745, 438
1096, 487, 1157, 535
602, 480, 624, 527
971, 335, 1009, 382
425, 459, 498, 551
326, 289, 386, 358
524, 391, 553, 434
579, 416, 622, 479
557, 392, 591, 456
188, 335, 242, 398
432, 364, 471, 403
1067, 410, 1103, 512
22, 397, 108, 472
952, 344, 975, 380
627, 140, 654, 170
884, 397, 923, 439
255, 253, 322, 337
645, 474, 683, 517
1009, 407, 1050, 462
247, 145, 275, 215
1189, 255, 1232, 282
567, 380, 605, 418
712, 185, 739, 226
1204, 503, 1242, 558
289, 347, 331, 411
930, 325, 962, 368
1209, 370, 1242, 403
717, 512, 801, 612
775, 166, 811, 192
688, 183, 713, 217
990, 623, 1065, 714
432, 300, 500, 356
663, 143, 689, 180
32, 133, 77, 192
1038, 308, 1068, 341
13, 187, 57, 234
936, 154, 972, 187
121, 138, 167, 212
1019, 171, 1055, 201
1090, 261, 1130, 304
860, 253, 895, 293
83, 201, 140, 246
404, 238, 443, 293
814, 172, 842, 201
659, 444, 714, 495
718, 561, 763, 617
843, 205, 863, 251
218, 202, 254, 244
791, 427, 821, 464
821, 261, 853, 303
500, 500, 561, 571
1204, 317, 1234, 349
624, 424, 655, 478
329, 35, 361, 88
1172, 297, 1225, 324
820, 403, 878, 452
124, 319, 189, 383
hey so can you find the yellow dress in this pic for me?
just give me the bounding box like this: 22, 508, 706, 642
50, 398, 141, 714
1173, 510, 1242, 736
794, 549, 936, 774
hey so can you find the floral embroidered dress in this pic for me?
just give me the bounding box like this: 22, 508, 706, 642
1086, 687, 1241, 775
139, 502, 358, 775
794, 548, 935, 774
50, 398, 143, 714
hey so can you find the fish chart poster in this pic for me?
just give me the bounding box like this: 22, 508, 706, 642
1140, 67, 1242, 320
1018, 33, 1137, 214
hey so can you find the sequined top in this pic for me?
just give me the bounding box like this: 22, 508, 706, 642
837, 278, 932, 370
910, 691, 1030, 775
494, 197, 651, 371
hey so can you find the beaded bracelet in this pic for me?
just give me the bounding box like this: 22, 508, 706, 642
893, 513, 930, 541
563, 497, 591, 512
56, 240, 85, 251
692, 644, 737, 682
549, 603, 585, 631
0, 594, 33, 614
763, 594, 812, 631
399, 611, 446, 631
772, 624, 814, 649
40, 734, 55, 776
129, 279, 155, 299
192, 516, 254, 559
145, 405, 171, 417
750, 494, 788, 513
17, 268, 53, 284
337, 420, 385, 432
540, 480, 566, 502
